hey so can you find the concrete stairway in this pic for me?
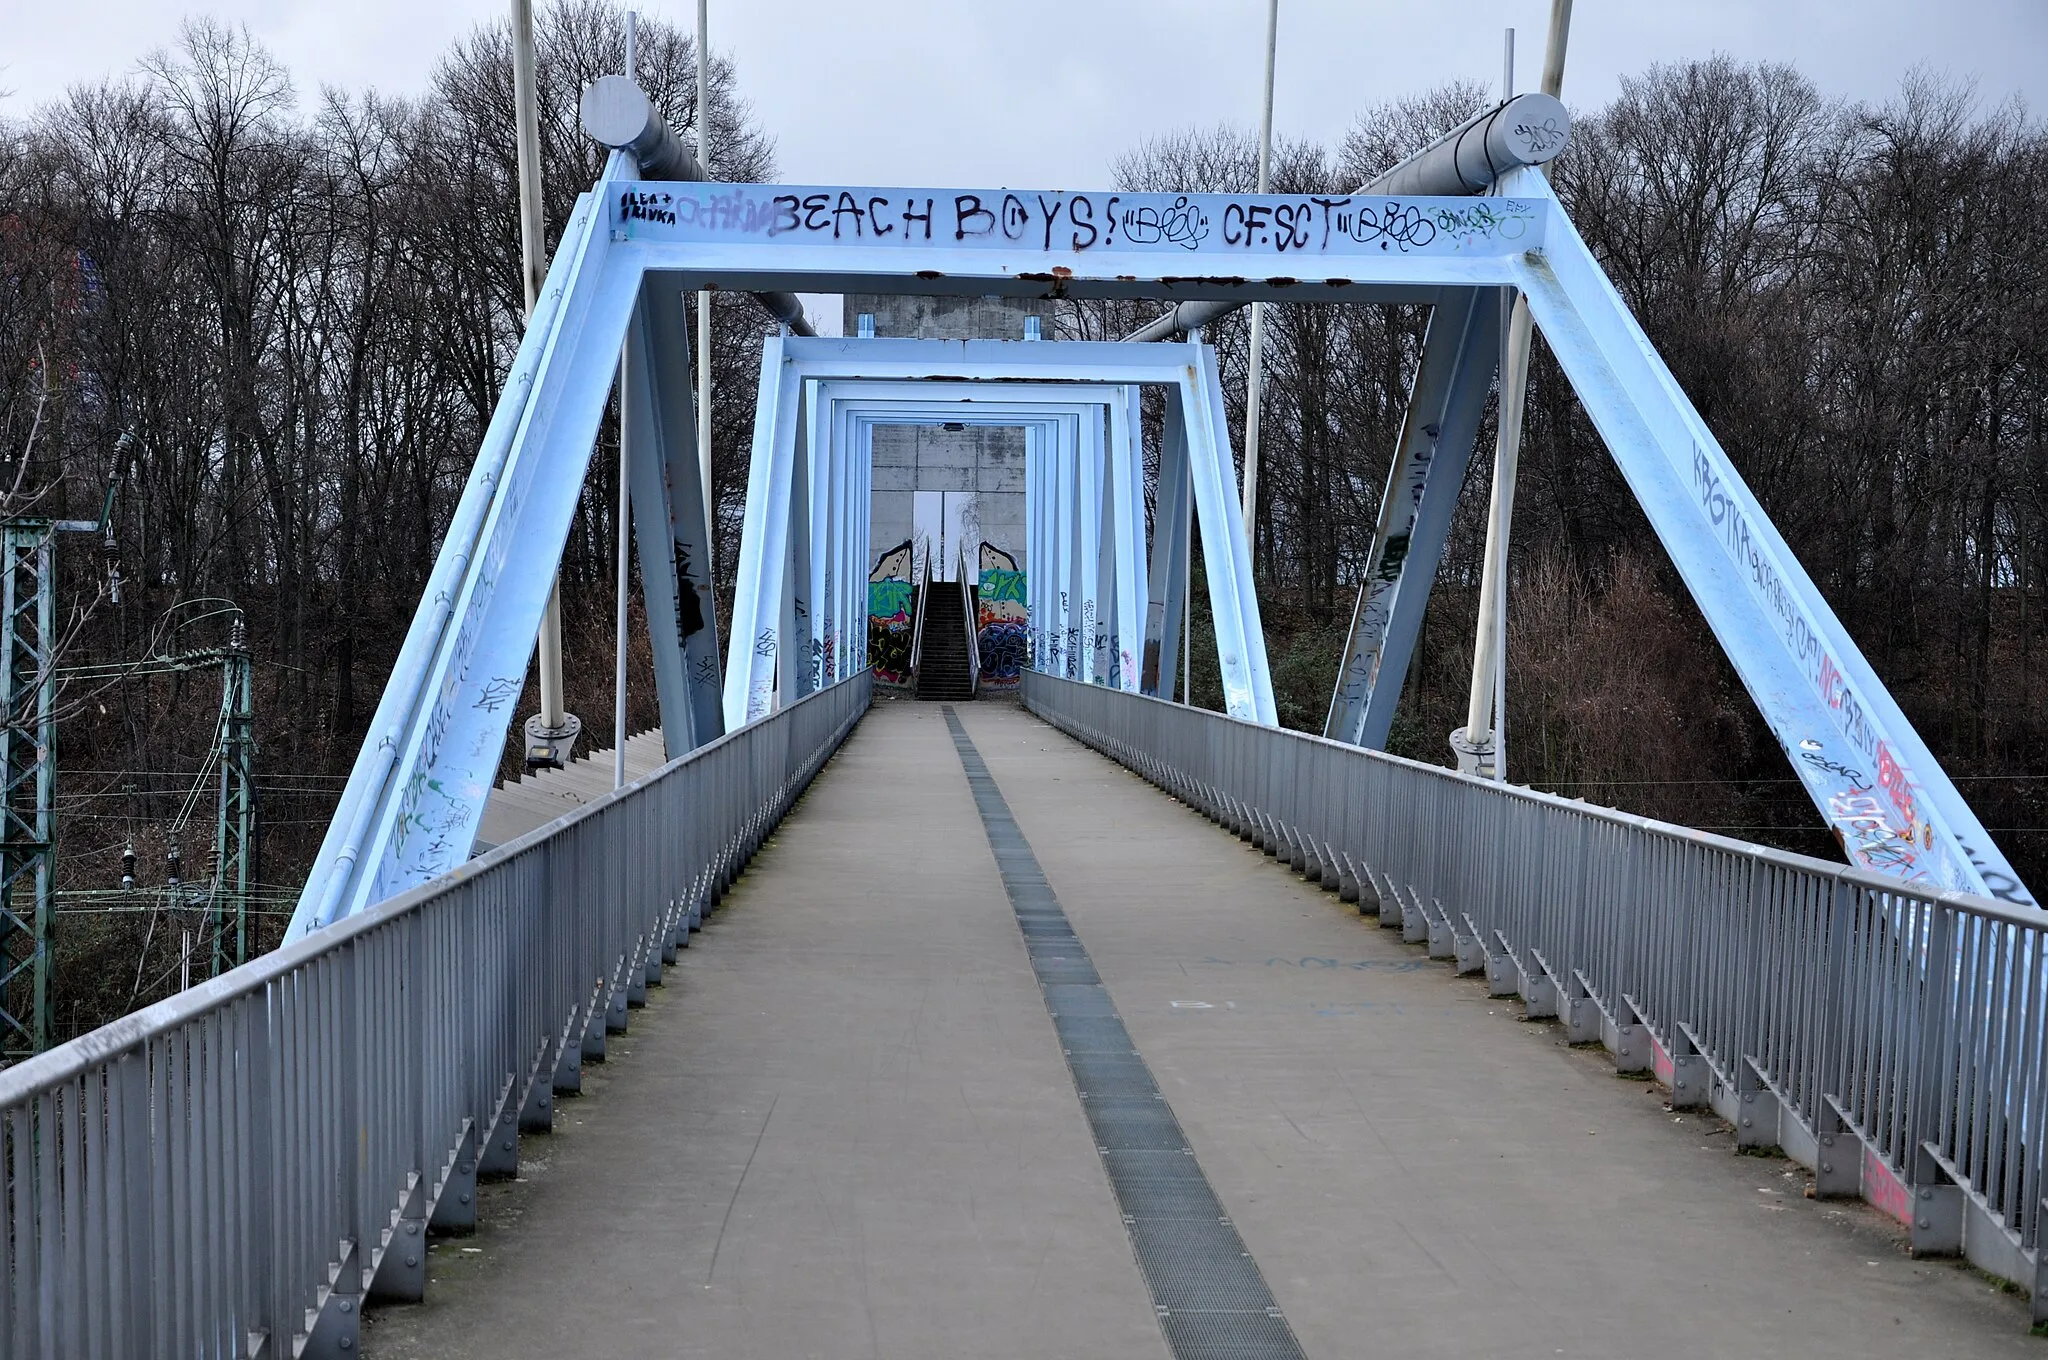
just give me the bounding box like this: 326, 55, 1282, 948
914, 585, 977, 701
473, 728, 669, 852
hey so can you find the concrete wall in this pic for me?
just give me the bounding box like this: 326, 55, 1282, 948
846, 292, 1050, 574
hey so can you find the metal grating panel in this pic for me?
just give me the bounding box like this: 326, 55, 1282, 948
1101, 1148, 1209, 1185
1034, 959, 1103, 985
1160, 1310, 1306, 1360
1128, 1220, 1274, 1311
944, 708, 1306, 1360
1066, 1052, 1157, 1098
1041, 984, 1119, 1018
1054, 1015, 1139, 1052
1109, 1175, 1228, 1221
1084, 1103, 1190, 1151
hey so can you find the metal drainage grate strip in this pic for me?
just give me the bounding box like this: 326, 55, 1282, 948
942, 707, 1306, 1360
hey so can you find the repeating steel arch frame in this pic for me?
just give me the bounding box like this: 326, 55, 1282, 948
290, 160, 2028, 941
817, 382, 1150, 693
767, 384, 1106, 700
725, 342, 1275, 730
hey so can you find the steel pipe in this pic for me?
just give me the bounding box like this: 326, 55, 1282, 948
1124, 91, 1570, 342
580, 74, 817, 336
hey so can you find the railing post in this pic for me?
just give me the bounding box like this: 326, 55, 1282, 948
1906, 903, 1964, 1256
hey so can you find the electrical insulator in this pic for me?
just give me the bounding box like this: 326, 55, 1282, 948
121, 840, 135, 891
166, 839, 181, 891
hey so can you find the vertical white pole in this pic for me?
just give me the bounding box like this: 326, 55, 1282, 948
512, 0, 571, 749
615, 423, 631, 789
1462, 1, 1570, 782
696, 0, 715, 568
1239, 0, 1280, 560
1492, 24, 1514, 783
1182, 495, 1192, 705
614, 10, 637, 790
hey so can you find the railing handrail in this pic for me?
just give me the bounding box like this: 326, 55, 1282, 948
908, 541, 931, 682
0, 676, 867, 1104
0, 671, 873, 1357
960, 541, 980, 695
1050, 675, 2042, 930
1023, 670, 2048, 1320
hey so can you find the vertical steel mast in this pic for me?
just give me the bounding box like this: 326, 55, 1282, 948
0, 520, 57, 1057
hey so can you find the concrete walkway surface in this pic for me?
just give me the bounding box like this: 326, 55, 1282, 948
365, 698, 2034, 1359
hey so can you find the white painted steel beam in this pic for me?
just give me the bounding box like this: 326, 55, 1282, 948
1142, 397, 1191, 699
1498, 166, 2030, 905
1325, 286, 1505, 747
620, 273, 723, 757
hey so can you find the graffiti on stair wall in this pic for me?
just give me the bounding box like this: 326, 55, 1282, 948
977, 543, 1027, 687
869, 538, 915, 684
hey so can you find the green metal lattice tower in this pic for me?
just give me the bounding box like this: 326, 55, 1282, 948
208, 618, 256, 976
0, 520, 57, 1058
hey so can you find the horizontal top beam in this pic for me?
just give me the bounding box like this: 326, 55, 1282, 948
613, 182, 1546, 302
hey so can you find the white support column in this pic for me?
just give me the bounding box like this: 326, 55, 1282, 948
724, 335, 801, 727
1108, 385, 1149, 691
827, 401, 851, 681
851, 423, 871, 676
1025, 424, 1043, 671
1052, 422, 1077, 678
1142, 394, 1190, 698
782, 393, 814, 705
1181, 344, 1278, 725
1077, 410, 1104, 684
805, 380, 832, 683
1093, 415, 1117, 686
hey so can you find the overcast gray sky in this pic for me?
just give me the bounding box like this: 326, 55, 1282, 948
5, 1, 2044, 187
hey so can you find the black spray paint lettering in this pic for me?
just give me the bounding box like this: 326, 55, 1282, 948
679, 191, 785, 234
1119, 196, 1210, 249
954, 194, 996, 240
1515, 118, 1567, 154
1799, 749, 1870, 792
1000, 193, 1030, 241
618, 188, 678, 226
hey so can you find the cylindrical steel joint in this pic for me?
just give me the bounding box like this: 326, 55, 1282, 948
580, 75, 816, 337
1123, 92, 1571, 343
581, 74, 705, 181
1360, 91, 1570, 197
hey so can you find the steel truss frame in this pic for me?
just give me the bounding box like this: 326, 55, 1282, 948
825, 392, 1112, 688
291, 159, 2026, 940
726, 346, 1274, 728
803, 382, 1152, 698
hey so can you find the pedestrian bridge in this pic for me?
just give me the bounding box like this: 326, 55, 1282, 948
4, 678, 2039, 1357
4, 50, 2046, 1357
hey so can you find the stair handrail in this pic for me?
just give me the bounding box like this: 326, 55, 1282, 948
960, 541, 980, 696
908, 538, 932, 686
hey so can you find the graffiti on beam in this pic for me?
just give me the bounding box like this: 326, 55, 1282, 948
616, 185, 1546, 261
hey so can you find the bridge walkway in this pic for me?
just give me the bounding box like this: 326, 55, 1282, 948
364, 699, 2031, 1359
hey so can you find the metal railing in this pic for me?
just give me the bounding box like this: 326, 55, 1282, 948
907, 546, 931, 685
1025, 672, 2048, 1316
960, 543, 980, 697
0, 672, 870, 1359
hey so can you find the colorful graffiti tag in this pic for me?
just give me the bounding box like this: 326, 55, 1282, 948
868, 538, 915, 685
977, 543, 1027, 687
